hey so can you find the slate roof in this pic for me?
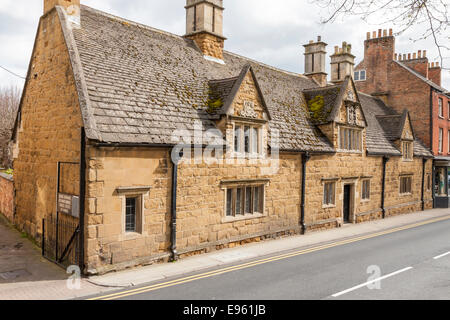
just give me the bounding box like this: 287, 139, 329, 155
63, 5, 333, 152
303, 84, 343, 125
54, 5, 432, 158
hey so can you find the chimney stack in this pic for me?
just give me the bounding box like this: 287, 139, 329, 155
184, 0, 226, 61
330, 42, 355, 84
428, 61, 442, 86
44, 0, 80, 24
303, 36, 328, 87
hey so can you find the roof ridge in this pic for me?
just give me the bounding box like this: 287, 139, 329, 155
223, 50, 310, 80
81, 5, 187, 42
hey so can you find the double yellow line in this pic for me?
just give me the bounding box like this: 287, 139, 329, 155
89, 215, 450, 300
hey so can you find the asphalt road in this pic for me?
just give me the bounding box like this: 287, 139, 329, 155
88, 218, 450, 300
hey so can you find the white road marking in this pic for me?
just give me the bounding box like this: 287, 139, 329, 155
332, 267, 413, 298
433, 251, 450, 260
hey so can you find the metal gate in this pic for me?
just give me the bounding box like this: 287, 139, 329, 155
42, 213, 80, 268
42, 161, 81, 269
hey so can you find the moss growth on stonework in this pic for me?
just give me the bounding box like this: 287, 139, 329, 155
307, 95, 326, 121
206, 97, 223, 114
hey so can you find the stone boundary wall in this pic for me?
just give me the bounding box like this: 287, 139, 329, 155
0, 173, 14, 222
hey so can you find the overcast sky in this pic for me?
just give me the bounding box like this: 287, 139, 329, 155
0, 0, 449, 89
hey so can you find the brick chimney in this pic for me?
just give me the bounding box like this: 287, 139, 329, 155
358, 29, 395, 94
428, 62, 442, 86
330, 42, 355, 84
395, 49, 429, 78
184, 0, 226, 61
303, 36, 328, 87
44, 0, 80, 24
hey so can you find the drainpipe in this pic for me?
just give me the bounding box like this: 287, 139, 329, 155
381, 156, 389, 219
170, 147, 183, 262
300, 152, 311, 234
432, 159, 436, 208
79, 128, 86, 272
421, 158, 427, 211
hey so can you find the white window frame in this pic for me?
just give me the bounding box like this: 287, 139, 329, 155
438, 98, 443, 118
439, 128, 443, 153
354, 70, 366, 81
233, 123, 262, 158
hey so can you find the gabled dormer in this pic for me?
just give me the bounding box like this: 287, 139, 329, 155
208, 65, 271, 158
377, 110, 415, 160
303, 76, 367, 153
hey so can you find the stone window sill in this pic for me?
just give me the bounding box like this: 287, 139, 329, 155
337, 150, 363, 154
361, 198, 370, 203
399, 192, 412, 197
322, 204, 336, 209
222, 213, 266, 223
123, 232, 146, 240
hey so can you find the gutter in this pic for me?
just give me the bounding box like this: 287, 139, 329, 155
421, 158, 427, 211
381, 156, 389, 219
300, 152, 311, 234
169, 147, 183, 261
79, 128, 87, 272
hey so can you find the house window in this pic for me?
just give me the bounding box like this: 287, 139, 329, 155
361, 180, 370, 200
116, 186, 150, 235
448, 101, 450, 120
400, 176, 412, 195
402, 141, 413, 160
439, 128, 443, 153
323, 182, 336, 206
226, 185, 264, 217
125, 197, 137, 232
439, 98, 443, 117
339, 127, 362, 151
234, 124, 261, 156
427, 174, 431, 191
354, 70, 366, 81
448, 130, 450, 153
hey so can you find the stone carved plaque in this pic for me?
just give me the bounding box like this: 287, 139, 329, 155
347, 105, 357, 125
239, 101, 258, 118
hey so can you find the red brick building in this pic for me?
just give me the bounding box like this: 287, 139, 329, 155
354, 29, 450, 208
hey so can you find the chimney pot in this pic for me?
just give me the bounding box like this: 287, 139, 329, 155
413, 53, 417, 59
317, 36, 322, 42
378, 29, 382, 37
418, 50, 422, 58
394, 53, 398, 60
436, 62, 440, 67
372, 31, 377, 38
423, 50, 427, 57
383, 29, 387, 37
367, 32, 371, 40
408, 53, 411, 60
403, 54, 406, 60
389, 28, 393, 36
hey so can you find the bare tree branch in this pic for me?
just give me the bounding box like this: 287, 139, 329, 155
309, 0, 450, 70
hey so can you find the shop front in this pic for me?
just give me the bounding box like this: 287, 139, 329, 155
434, 158, 450, 208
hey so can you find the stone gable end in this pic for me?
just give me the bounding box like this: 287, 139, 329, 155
231, 72, 266, 120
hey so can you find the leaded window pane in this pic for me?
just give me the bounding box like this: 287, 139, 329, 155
234, 126, 241, 153
125, 197, 136, 232
245, 187, 252, 213
236, 188, 243, 215
226, 189, 233, 216
244, 126, 250, 153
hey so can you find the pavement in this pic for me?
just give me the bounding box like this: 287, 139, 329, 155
0, 208, 449, 300
0, 214, 118, 300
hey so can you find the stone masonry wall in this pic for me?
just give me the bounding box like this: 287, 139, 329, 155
84, 147, 172, 274
13, 9, 82, 239
0, 173, 14, 222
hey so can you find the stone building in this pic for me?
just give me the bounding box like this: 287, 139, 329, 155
354, 29, 450, 207
11, 0, 433, 274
